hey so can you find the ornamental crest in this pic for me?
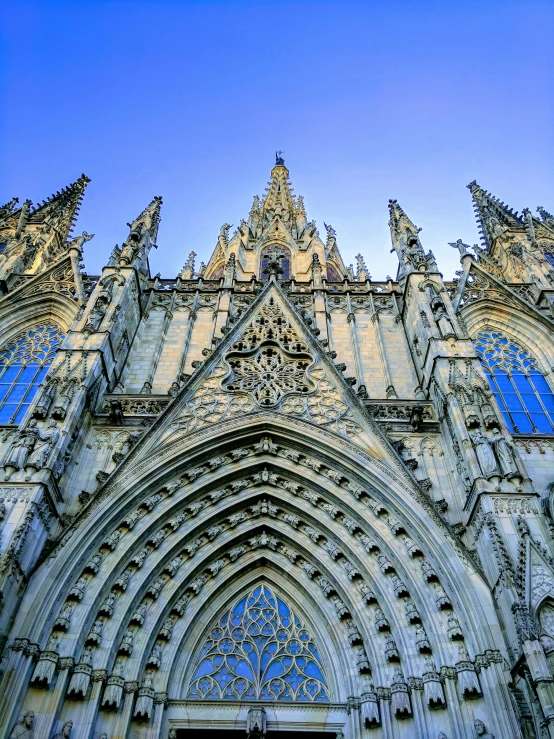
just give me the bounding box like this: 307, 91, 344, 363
169, 293, 361, 439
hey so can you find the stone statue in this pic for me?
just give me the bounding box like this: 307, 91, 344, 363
68, 231, 94, 251
474, 718, 494, 738
53, 721, 73, 738
9, 710, 34, 738
491, 430, 520, 477
119, 628, 134, 653
109, 398, 124, 425
470, 430, 498, 477
434, 304, 456, 339
4, 420, 39, 473
27, 420, 59, 470
86, 295, 108, 331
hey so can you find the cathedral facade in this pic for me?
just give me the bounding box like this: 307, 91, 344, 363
0, 158, 554, 738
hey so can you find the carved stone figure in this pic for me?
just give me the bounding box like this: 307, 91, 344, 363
491, 430, 520, 477
8, 710, 34, 738
53, 721, 73, 738
27, 420, 59, 470
470, 430, 498, 477
474, 719, 494, 738
4, 420, 39, 473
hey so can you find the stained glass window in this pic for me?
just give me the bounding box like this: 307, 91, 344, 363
0, 323, 63, 424
473, 329, 554, 434
545, 253, 554, 269
261, 246, 291, 281
187, 584, 329, 702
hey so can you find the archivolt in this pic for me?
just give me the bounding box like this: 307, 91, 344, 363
5, 417, 503, 734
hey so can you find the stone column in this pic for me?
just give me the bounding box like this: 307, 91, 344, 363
172, 290, 200, 391
33, 656, 73, 737
78, 669, 106, 739
476, 652, 522, 738
408, 677, 430, 736
345, 295, 364, 391
141, 292, 176, 393
0, 639, 39, 735
369, 293, 396, 398
110, 681, 137, 739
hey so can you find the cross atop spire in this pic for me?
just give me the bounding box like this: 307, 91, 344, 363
467, 181, 524, 250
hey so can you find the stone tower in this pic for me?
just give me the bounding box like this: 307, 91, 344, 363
0, 157, 554, 737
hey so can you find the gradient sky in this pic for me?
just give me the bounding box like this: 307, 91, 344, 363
1, 0, 553, 280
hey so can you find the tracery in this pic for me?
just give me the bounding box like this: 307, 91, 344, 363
473, 329, 554, 433
0, 322, 63, 424
187, 584, 329, 701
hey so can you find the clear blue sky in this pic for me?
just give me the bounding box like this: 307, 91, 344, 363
1, 1, 553, 279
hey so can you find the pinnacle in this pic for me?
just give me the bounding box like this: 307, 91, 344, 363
467, 181, 523, 249
30, 173, 91, 239
388, 199, 420, 235
128, 196, 163, 238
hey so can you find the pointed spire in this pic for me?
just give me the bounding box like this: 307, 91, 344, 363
179, 251, 196, 279
324, 223, 337, 252
127, 195, 163, 242
119, 196, 163, 268
537, 206, 554, 230
388, 199, 427, 275
355, 254, 370, 281
467, 181, 523, 249
261, 157, 296, 219
0, 197, 19, 224
30, 174, 90, 240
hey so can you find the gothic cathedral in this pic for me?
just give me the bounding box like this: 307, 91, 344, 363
1, 157, 554, 739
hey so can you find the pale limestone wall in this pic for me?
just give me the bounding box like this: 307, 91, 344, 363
515, 440, 554, 496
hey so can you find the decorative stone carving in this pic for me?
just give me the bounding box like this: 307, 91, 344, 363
8, 710, 34, 738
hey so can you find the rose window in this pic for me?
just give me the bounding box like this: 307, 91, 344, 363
225, 346, 313, 407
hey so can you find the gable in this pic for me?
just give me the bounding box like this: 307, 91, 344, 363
123, 280, 409, 482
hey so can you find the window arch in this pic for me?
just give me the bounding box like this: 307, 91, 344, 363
473, 329, 554, 434
187, 583, 329, 702
0, 323, 64, 424
260, 246, 291, 281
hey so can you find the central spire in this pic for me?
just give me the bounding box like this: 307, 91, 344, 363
201, 157, 347, 282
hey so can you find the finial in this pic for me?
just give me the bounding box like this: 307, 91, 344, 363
275, 150, 285, 165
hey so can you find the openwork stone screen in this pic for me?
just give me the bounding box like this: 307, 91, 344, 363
473, 329, 554, 434
0, 323, 63, 424
187, 584, 329, 701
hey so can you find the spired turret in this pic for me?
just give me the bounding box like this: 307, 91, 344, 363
0, 174, 91, 288
201, 154, 348, 282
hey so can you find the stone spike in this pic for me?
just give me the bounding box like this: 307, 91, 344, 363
466, 180, 523, 250
128, 195, 163, 241
388, 199, 421, 237
29, 173, 90, 240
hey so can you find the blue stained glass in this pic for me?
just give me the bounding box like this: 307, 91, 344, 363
187, 584, 329, 702
532, 414, 553, 433
0, 323, 64, 426
503, 393, 524, 412
473, 329, 554, 435
512, 413, 533, 433
0, 405, 16, 423
530, 373, 552, 392
494, 374, 513, 392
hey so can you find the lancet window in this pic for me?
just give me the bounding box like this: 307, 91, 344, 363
0, 323, 63, 424
187, 584, 329, 702
260, 245, 291, 280
473, 329, 554, 434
